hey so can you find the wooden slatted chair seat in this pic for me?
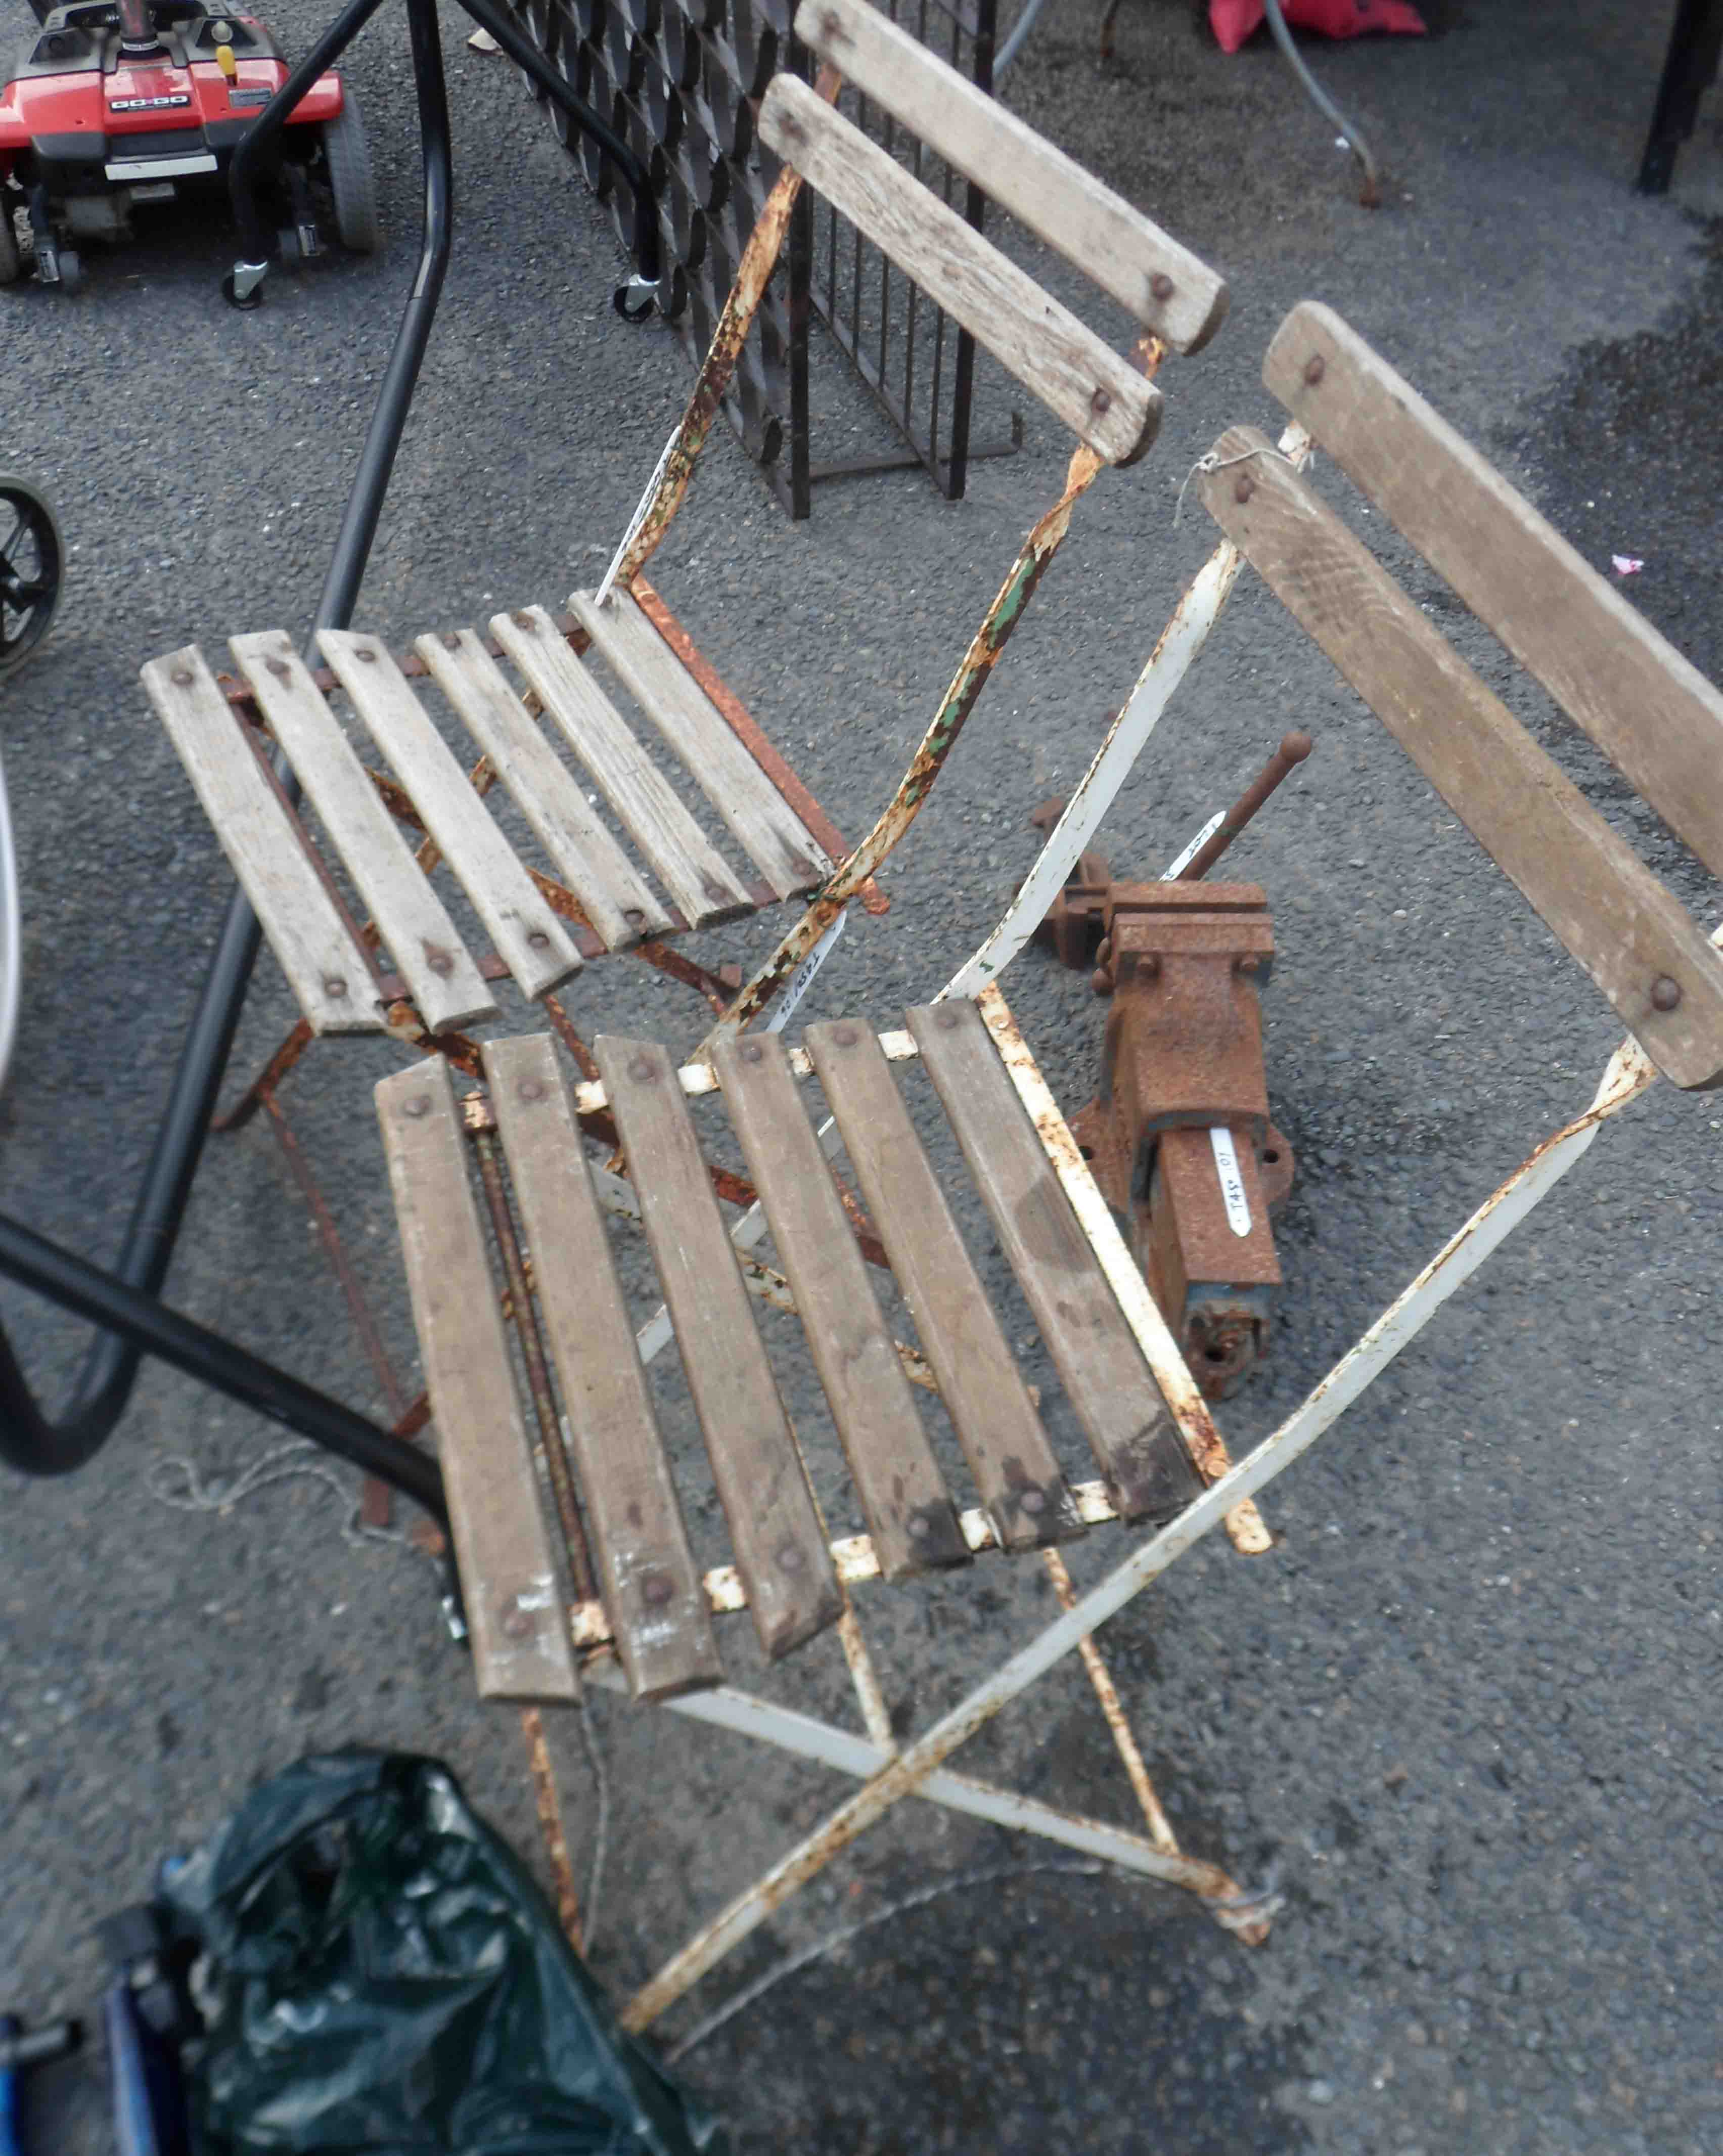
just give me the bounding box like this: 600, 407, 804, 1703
139, 0, 1229, 1054
377, 997, 1222, 1702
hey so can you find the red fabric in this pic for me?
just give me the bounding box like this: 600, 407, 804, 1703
1211, 0, 1426, 57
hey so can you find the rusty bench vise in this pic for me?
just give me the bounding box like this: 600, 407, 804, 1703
1071, 881, 1294, 1398
1037, 732, 1309, 1399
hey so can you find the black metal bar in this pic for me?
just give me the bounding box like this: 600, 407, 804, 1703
942, 0, 991, 499
0, 1217, 447, 1525
226, 0, 388, 270
1638, 0, 1723, 193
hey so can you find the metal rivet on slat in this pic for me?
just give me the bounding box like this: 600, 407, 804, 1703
527, 930, 551, 950
740, 1041, 764, 1063
628, 1053, 657, 1083
1018, 1488, 1047, 1516
704, 879, 731, 905
516, 1076, 545, 1103
171, 668, 193, 687
513, 610, 535, 630
1090, 387, 1112, 416
402, 1093, 431, 1119
426, 949, 454, 977
640, 1571, 674, 1608
935, 1005, 963, 1030
1651, 974, 1683, 1012
776, 1543, 807, 1575
832, 1023, 859, 1047
1304, 354, 1326, 386
266, 657, 290, 679
444, 632, 462, 650
907, 1513, 933, 1540
324, 976, 348, 1000
624, 909, 646, 927
1150, 272, 1174, 301
1235, 475, 1255, 503
500, 1597, 535, 1639
355, 646, 376, 663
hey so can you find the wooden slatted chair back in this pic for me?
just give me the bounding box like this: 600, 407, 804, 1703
1199, 300, 1723, 1092
757, 0, 1230, 465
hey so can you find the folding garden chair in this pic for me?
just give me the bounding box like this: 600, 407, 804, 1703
366, 294, 1723, 2036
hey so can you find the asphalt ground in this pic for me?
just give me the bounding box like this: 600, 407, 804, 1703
3, 2, 1721, 2150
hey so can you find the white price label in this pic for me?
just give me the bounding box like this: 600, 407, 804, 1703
1209, 1126, 1253, 1238
1162, 810, 1225, 881
765, 910, 848, 1033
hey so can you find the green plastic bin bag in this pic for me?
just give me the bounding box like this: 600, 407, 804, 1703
155, 1750, 727, 2156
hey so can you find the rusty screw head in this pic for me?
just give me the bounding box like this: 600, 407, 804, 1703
640, 1571, 674, 1608
777, 1542, 807, 1575
1150, 272, 1175, 302
627, 1051, 657, 1083
1090, 387, 1112, 417
516, 1076, 545, 1103
740, 1040, 764, 1063
1234, 474, 1255, 504
832, 1023, 859, 1047
1304, 354, 1326, 387
935, 1004, 963, 1030
402, 1093, 432, 1120
1651, 974, 1683, 1012
171, 668, 194, 687
500, 1598, 535, 1640
513, 610, 535, 630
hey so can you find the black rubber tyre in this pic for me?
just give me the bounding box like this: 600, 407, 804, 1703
0, 478, 64, 679
322, 93, 380, 254
0, 203, 20, 286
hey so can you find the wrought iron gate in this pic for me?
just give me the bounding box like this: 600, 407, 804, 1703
507, 0, 1003, 515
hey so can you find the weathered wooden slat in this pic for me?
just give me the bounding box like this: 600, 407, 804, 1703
1265, 303, 1723, 887
319, 630, 584, 1001
1200, 426, 1723, 1092
711, 1030, 969, 1578
758, 73, 1161, 466
229, 632, 497, 1032
414, 627, 673, 951
593, 1033, 841, 1658
142, 644, 383, 1036
795, 0, 1226, 354
491, 607, 755, 930
571, 588, 831, 901
485, 1035, 721, 1699
804, 1018, 1082, 1547
906, 999, 1203, 1523
376, 1058, 578, 1701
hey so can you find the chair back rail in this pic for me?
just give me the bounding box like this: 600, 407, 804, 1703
1197, 422, 1723, 1091
758, 72, 1162, 465
797, 0, 1228, 354
1265, 303, 1723, 885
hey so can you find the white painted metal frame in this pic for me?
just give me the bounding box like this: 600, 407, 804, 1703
562, 437, 1702, 2038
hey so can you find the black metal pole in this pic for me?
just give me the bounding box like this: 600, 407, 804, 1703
0, 1217, 447, 1525
226, 0, 391, 281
